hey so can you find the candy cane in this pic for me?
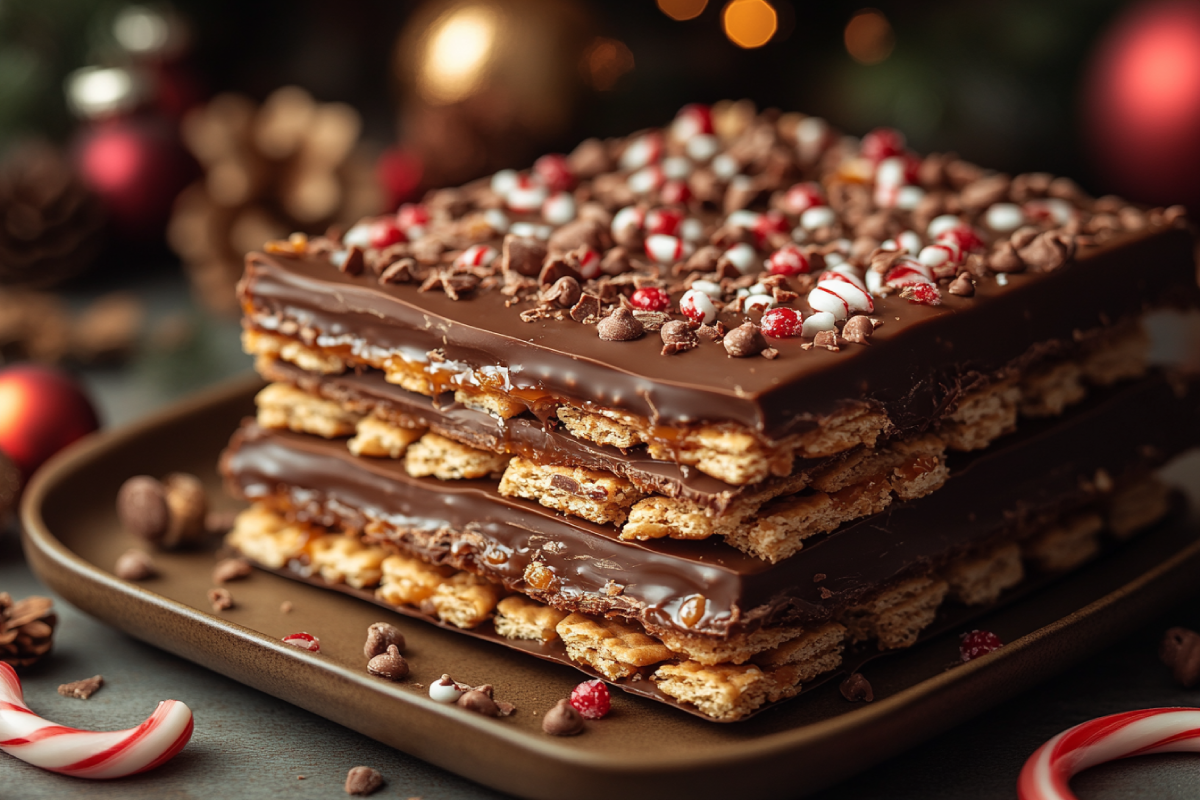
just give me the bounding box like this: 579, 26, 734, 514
0, 663, 193, 779
1018, 707, 1200, 800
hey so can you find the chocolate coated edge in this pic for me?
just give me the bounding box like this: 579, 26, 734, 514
221, 372, 1200, 636
242, 227, 1198, 438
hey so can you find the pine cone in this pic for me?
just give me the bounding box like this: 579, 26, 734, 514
168, 87, 382, 314
0, 141, 106, 289
0, 593, 57, 667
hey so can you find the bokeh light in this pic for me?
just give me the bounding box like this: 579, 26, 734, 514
722, 0, 777, 49
658, 0, 708, 21
844, 9, 894, 65
417, 4, 500, 105
581, 37, 635, 91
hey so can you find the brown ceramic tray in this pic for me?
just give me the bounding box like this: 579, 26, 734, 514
20, 374, 1200, 800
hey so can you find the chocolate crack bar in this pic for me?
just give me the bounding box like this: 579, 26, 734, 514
223, 103, 1200, 721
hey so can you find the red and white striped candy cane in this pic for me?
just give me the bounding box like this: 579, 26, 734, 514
0, 662, 193, 779
1018, 707, 1200, 800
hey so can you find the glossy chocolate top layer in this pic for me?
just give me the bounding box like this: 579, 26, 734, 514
223, 372, 1200, 636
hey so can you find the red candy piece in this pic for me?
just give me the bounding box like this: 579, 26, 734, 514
959, 629, 1003, 662
534, 154, 575, 192
752, 210, 790, 246
368, 219, 405, 249
767, 244, 810, 276
860, 128, 907, 163
674, 103, 714, 138
645, 207, 684, 236
783, 182, 824, 214
937, 225, 986, 254
760, 308, 804, 338
629, 286, 671, 312
900, 282, 942, 305
569, 679, 611, 719
660, 179, 691, 205
282, 632, 320, 652
396, 203, 429, 231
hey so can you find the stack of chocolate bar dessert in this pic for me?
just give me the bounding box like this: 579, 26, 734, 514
220, 102, 1200, 721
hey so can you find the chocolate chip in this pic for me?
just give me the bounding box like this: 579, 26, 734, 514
542, 698, 585, 736
117, 476, 169, 542
570, 293, 601, 323
724, 322, 766, 357
457, 689, 501, 717
363, 622, 406, 658
840, 672, 874, 702
114, 548, 157, 581
1017, 230, 1075, 272
661, 320, 698, 347
988, 241, 1025, 274
57, 675, 103, 700
207, 587, 233, 612
378, 257, 419, 285
841, 316, 874, 344
959, 174, 1011, 210
367, 644, 409, 681
544, 276, 582, 308
212, 557, 252, 584
948, 273, 975, 297
812, 330, 841, 351
501, 235, 546, 277
1160, 627, 1200, 688
597, 307, 644, 341
338, 246, 365, 276
344, 766, 384, 796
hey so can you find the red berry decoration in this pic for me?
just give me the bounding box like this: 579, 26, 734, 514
369, 219, 405, 248
630, 286, 671, 312
569, 679, 611, 719
0, 364, 99, 482
859, 127, 907, 163
282, 632, 320, 652
534, 154, 576, 192
767, 245, 810, 276
959, 629, 1003, 662
760, 308, 804, 338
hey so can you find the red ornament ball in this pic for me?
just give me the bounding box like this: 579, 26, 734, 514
0, 364, 99, 481
569, 679, 611, 719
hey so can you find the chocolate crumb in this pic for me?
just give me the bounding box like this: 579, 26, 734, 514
364, 622, 406, 658
760, 346, 779, 360
1018, 230, 1075, 272
1160, 627, 1200, 688
818, 586, 833, 599
696, 324, 722, 342
114, 548, 157, 581
212, 557, 252, 584
724, 322, 766, 357
379, 258, 419, 285
812, 330, 841, 351
597, 307, 644, 341
344, 766, 384, 796
542, 699, 585, 736
569, 293, 600, 323
457, 689, 502, 717
841, 316, 874, 344
338, 246, 365, 276
840, 672, 874, 702
207, 587, 233, 612
58, 675, 103, 700
367, 644, 409, 681
948, 273, 975, 297
544, 276, 582, 308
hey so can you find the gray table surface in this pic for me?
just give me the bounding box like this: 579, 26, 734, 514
4, 272, 1200, 799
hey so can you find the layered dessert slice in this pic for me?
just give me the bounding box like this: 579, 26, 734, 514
222, 102, 1199, 720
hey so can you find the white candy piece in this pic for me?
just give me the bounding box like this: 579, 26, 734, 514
490, 169, 518, 197
866, 269, 884, 294
801, 310, 837, 336
343, 223, 372, 249
686, 134, 720, 162
897, 185, 925, 210
507, 180, 548, 213
1026, 197, 1074, 226
627, 165, 664, 195
824, 252, 846, 267
725, 209, 761, 230
827, 265, 868, 291
795, 116, 829, 163
0, 663, 193, 779
801, 206, 837, 230
875, 156, 908, 187
711, 153, 739, 180
690, 279, 723, 299
810, 280, 873, 319
680, 289, 717, 324
662, 156, 692, 180
985, 202, 1026, 232
646, 234, 686, 264
748, 282, 771, 295
428, 676, 466, 704
927, 214, 962, 240
455, 244, 498, 268
743, 294, 774, 313
679, 217, 704, 243
611, 206, 644, 239
482, 209, 510, 234
509, 222, 551, 240
723, 243, 757, 274
898, 230, 923, 255
541, 192, 576, 225
620, 134, 662, 171
918, 244, 953, 268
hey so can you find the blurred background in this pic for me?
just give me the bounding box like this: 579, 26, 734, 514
1, 0, 1200, 448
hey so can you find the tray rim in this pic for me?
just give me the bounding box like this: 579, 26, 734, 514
19, 373, 1200, 797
